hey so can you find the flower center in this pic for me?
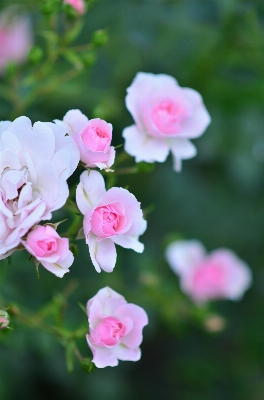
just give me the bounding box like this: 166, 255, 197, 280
193, 262, 226, 299
152, 99, 189, 134
90, 203, 127, 237
37, 238, 58, 254
95, 317, 125, 346
81, 125, 110, 152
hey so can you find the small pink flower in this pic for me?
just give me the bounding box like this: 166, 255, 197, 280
56, 110, 115, 170
0, 311, 10, 330
165, 240, 252, 303
21, 225, 74, 278
122, 72, 211, 171
0, 9, 32, 74
63, 0, 85, 15
76, 170, 146, 272
86, 287, 148, 368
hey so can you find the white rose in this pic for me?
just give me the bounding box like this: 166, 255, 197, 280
0, 116, 80, 258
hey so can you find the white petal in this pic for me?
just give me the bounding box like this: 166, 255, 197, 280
0, 121, 11, 135
169, 138, 197, 172
123, 125, 169, 163
165, 239, 206, 276
113, 235, 144, 253
41, 259, 71, 278
86, 335, 118, 368
63, 109, 89, 135
87, 233, 117, 273
76, 170, 106, 214
113, 345, 141, 362
45, 122, 80, 177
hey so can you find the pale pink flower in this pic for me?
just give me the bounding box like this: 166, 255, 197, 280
21, 225, 74, 278
0, 117, 80, 259
56, 110, 115, 170
76, 170, 146, 272
0, 311, 10, 330
63, 0, 85, 15
165, 240, 252, 303
86, 287, 148, 368
123, 72, 211, 171
0, 9, 32, 74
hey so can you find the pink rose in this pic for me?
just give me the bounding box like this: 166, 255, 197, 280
63, 0, 85, 14
76, 170, 146, 273
56, 110, 115, 170
0, 9, 32, 74
122, 72, 211, 171
86, 287, 148, 368
165, 240, 252, 302
21, 225, 74, 278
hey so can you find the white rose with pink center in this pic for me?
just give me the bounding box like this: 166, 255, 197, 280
86, 287, 148, 368
56, 109, 115, 170
0, 116, 80, 258
76, 170, 146, 273
165, 240, 252, 303
122, 72, 211, 171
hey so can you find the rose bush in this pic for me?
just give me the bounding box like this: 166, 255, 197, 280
86, 287, 148, 368
123, 72, 211, 171
0, 116, 80, 258
56, 109, 115, 170
165, 240, 252, 302
22, 225, 74, 278
76, 170, 146, 272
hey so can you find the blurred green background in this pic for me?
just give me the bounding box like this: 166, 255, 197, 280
1, 0, 264, 399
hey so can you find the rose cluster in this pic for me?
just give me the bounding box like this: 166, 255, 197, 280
0, 72, 252, 369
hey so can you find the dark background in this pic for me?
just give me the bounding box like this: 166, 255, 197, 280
1, 0, 264, 399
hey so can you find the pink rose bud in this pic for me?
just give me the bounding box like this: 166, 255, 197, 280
165, 240, 252, 303
21, 225, 74, 278
56, 110, 115, 170
122, 72, 211, 171
63, 0, 85, 15
86, 287, 148, 368
0, 9, 32, 74
76, 170, 147, 273
0, 310, 10, 330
